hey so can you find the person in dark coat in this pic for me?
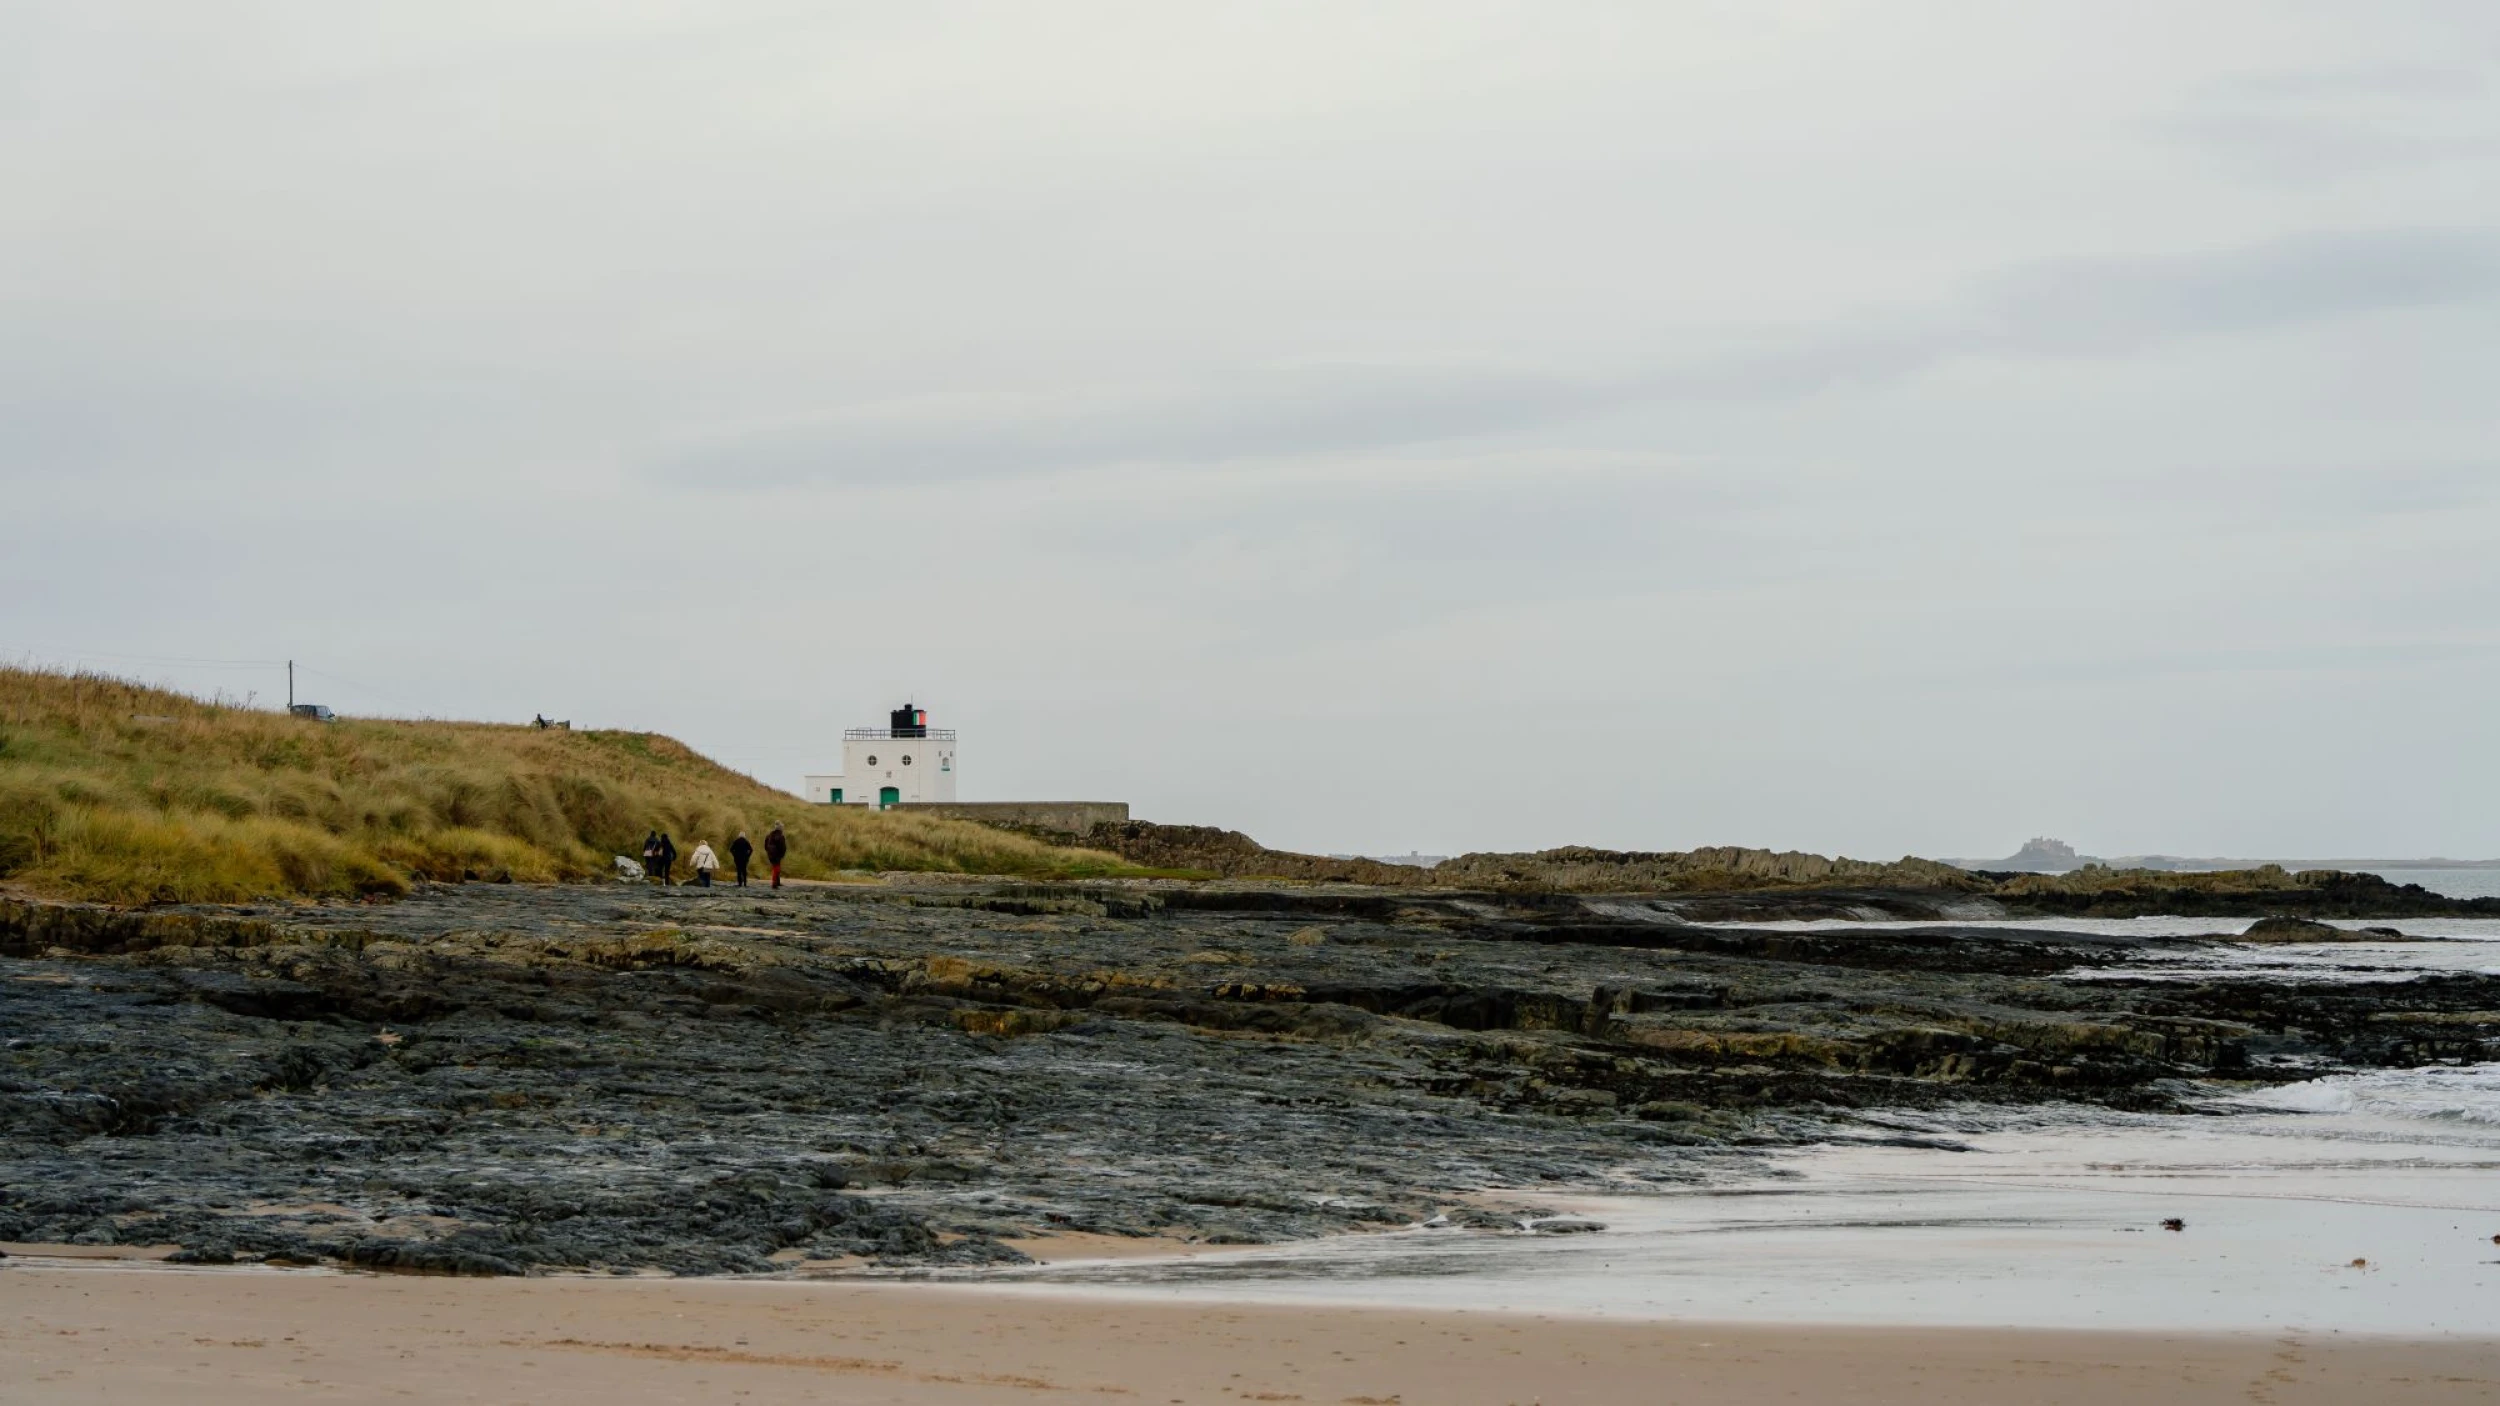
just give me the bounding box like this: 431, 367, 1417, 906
729, 832, 754, 887
657, 832, 678, 886
642, 831, 661, 881
763, 823, 787, 890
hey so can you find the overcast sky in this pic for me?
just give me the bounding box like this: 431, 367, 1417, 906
6, 2, 2497, 861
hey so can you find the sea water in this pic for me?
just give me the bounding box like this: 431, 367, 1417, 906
2362, 867, 2500, 901
992, 1071, 2500, 1331
1696, 914, 2500, 984
980, 929, 2500, 1333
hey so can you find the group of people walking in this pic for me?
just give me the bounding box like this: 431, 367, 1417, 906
640, 823, 787, 889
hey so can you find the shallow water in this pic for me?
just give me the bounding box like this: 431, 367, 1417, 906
2363, 867, 2500, 901
2070, 937, 2500, 984
953, 906, 2500, 1331
1700, 915, 2500, 939
1694, 913, 2500, 983
988, 1072, 2500, 1332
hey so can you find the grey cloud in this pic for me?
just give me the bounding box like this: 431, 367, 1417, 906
1646, 228, 2500, 404
2113, 462, 2500, 523
2148, 60, 2496, 185
1964, 229, 2500, 356
753, 227, 2498, 486
2141, 110, 2442, 183
2208, 62, 2493, 104
661, 366, 1607, 485
663, 225, 2499, 487
24, 223, 2489, 495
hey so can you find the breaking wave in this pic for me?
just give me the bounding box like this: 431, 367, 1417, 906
2230, 1062, 2500, 1127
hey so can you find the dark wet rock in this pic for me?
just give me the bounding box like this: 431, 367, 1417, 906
1029, 831, 2500, 920
2238, 916, 2360, 943
0, 896, 289, 959
1988, 870, 2493, 920
2, 879, 2493, 1276
1034, 823, 1436, 887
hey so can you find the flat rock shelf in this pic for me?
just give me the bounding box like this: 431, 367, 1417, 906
3, 879, 2495, 1276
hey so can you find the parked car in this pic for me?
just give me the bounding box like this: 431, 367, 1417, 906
289, 703, 336, 721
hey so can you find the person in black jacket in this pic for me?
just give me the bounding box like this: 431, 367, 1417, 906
657, 832, 678, 886
763, 823, 787, 890
729, 832, 754, 887
641, 831, 661, 881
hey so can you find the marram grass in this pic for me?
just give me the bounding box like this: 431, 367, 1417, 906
0, 667, 1129, 904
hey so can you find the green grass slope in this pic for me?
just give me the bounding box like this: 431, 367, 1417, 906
0, 668, 1127, 904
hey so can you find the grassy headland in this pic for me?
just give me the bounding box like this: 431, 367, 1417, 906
0, 668, 1126, 904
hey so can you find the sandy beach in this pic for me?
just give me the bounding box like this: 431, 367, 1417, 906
4, 1261, 2496, 1405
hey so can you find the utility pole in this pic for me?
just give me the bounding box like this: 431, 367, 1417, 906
287, 660, 294, 711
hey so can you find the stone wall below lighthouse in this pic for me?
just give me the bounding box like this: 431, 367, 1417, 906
894, 801, 1129, 837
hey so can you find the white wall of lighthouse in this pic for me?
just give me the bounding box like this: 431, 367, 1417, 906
802, 710, 957, 808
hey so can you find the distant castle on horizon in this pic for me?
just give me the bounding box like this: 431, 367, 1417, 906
1996, 837, 2082, 871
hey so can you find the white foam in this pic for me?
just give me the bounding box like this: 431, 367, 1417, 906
2229, 1064, 2500, 1128
2237, 1080, 2359, 1115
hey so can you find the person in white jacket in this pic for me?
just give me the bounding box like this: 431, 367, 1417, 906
688, 841, 719, 888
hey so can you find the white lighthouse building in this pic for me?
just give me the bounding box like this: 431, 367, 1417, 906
803, 705, 957, 809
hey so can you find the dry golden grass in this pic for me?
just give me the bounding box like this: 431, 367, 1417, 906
0, 667, 1129, 904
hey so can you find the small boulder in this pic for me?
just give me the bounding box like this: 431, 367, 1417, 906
2236, 917, 2346, 944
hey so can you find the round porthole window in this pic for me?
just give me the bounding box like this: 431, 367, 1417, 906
901, 754, 913, 765
865, 754, 878, 767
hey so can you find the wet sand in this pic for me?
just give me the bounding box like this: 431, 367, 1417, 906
4, 1262, 2495, 1404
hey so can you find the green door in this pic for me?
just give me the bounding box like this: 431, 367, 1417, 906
879, 786, 900, 809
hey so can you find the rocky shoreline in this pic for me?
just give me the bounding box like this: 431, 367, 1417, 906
5, 877, 2496, 1277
